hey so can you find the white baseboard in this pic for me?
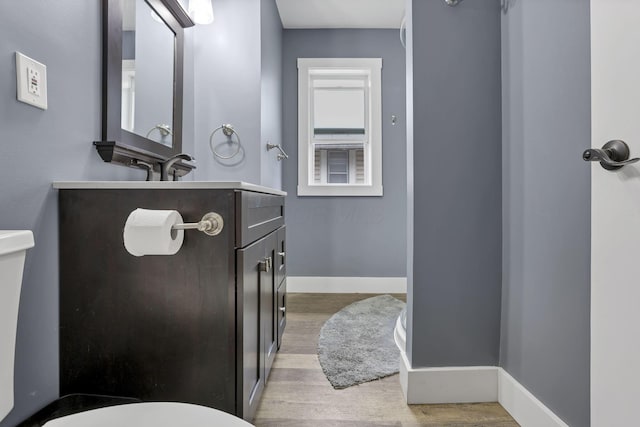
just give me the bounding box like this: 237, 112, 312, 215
287, 276, 406, 293
399, 352, 498, 404
399, 354, 569, 427
498, 369, 569, 427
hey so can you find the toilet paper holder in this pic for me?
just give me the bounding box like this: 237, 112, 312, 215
172, 212, 224, 236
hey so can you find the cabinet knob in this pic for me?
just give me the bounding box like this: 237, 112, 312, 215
279, 306, 286, 313
278, 251, 286, 258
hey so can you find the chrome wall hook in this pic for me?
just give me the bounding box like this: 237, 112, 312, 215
266, 143, 289, 161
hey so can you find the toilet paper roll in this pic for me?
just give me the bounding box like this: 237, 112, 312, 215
123, 209, 185, 257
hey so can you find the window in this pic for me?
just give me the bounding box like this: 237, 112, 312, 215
297, 58, 383, 196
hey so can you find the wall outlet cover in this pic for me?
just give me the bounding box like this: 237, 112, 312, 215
16, 52, 48, 110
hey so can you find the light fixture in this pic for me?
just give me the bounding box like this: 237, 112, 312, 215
188, 0, 214, 25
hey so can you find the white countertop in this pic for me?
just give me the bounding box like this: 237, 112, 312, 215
52, 181, 287, 196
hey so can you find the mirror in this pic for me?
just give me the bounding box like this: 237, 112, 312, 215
95, 0, 195, 177
121, 0, 175, 147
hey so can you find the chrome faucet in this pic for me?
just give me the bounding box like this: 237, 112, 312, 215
160, 153, 194, 181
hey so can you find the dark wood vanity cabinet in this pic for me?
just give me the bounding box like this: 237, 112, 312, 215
236, 192, 287, 419
58, 186, 286, 422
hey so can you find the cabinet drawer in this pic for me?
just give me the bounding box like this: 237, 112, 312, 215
277, 280, 286, 350
275, 226, 286, 286
236, 191, 285, 248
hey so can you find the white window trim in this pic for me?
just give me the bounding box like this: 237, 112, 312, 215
348, 150, 357, 184
297, 58, 383, 197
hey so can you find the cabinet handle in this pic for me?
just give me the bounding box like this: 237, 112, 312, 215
259, 256, 272, 272
279, 306, 286, 313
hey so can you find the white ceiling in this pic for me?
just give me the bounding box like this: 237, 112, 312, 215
275, 0, 405, 29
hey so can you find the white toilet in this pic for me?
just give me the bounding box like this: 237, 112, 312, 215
0, 230, 34, 422
0, 230, 253, 427
40, 401, 253, 427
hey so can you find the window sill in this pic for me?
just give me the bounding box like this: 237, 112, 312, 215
297, 184, 383, 197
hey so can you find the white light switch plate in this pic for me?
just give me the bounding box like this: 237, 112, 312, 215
16, 52, 48, 110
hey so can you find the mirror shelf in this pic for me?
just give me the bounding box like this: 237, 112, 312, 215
94, 141, 193, 178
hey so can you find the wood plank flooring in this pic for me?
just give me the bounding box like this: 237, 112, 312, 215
254, 293, 519, 427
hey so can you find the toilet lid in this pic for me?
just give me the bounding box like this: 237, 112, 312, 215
42, 402, 254, 427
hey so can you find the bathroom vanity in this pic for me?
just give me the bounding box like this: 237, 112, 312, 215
54, 182, 286, 422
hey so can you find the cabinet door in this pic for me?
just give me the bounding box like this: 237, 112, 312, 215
263, 233, 278, 383
237, 238, 267, 421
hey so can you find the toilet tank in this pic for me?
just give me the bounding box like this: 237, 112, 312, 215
0, 230, 34, 422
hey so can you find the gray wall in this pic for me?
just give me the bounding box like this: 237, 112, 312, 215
1, 0, 276, 421
282, 29, 407, 278
193, 0, 282, 187
406, 0, 502, 367
0, 1, 161, 424
260, 0, 283, 189
192, 0, 261, 182
500, 1, 591, 425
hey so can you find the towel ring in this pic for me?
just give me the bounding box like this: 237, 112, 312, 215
145, 124, 173, 139
209, 124, 242, 160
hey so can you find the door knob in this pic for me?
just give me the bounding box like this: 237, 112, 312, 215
583, 140, 640, 170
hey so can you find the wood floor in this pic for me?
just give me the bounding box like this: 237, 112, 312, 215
253, 293, 519, 427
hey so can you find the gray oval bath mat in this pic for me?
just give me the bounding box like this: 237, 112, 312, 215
317, 295, 406, 389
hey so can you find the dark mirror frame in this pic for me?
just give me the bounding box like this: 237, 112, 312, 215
94, 0, 196, 178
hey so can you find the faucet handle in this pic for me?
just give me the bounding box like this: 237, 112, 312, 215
132, 159, 159, 181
